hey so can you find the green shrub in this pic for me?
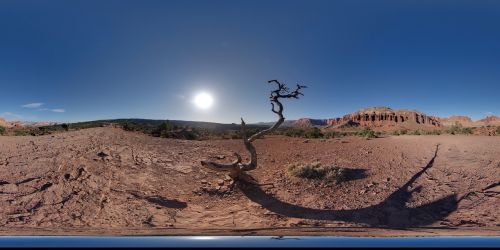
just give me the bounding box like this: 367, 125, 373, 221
411, 130, 421, 135
422, 129, 442, 135
393, 129, 409, 135
324, 131, 339, 139
446, 125, 461, 135
497, 126, 500, 135
357, 128, 376, 138
287, 162, 347, 183
14, 130, 29, 136
305, 127, 323, 138
461, 127, 473, 135
430, 129, 442, 135
0, 126, 5, 135
221, 130, 239, 139
61, 123, 70, 131
122, 122, 137, 131
445, 125, 474, 135
284, 128, 305, 138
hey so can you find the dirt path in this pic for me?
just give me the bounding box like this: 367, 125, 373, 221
0, 128, 498, 235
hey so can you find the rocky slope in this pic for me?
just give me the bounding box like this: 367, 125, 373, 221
439, 116, 474, 127
291, 108, 499, 129
0, 118, 7, 128
290, 118, 328, 128
0, 118, 54, 128
476, 116, 500, 126
327, 107, 441, 128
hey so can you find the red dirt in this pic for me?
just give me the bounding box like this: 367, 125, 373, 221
0, 127, 498, 236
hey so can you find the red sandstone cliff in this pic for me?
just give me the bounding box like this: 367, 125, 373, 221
476, 116, 500, 126
439, 116, 474, 126
327, 107, 441, 128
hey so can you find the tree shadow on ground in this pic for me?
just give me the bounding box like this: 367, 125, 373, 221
240, 144, 458, 228
131, 192, 187, 209
342, 168, 368, 182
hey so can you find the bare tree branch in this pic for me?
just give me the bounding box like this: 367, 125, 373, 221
201, 80, 306, 180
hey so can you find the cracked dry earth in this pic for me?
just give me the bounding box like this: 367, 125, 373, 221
0, 127, 498, 235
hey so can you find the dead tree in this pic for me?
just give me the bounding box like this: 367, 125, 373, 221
201, 80, 306, 181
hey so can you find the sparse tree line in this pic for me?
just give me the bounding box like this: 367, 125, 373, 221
0, 119, 498, 139
391, 125, 483, 136
273, 127, 379, 139
1, 123, 500, 138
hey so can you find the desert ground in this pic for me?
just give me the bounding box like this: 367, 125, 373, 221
0, 127, 498, 236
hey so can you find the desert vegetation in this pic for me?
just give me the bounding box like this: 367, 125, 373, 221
276, 127, 376, 139
356, 127, 377, 138
287, 162, 349, 183
1, 117, 496, 141
445, 124, 474, 135
391, 126, 474, 136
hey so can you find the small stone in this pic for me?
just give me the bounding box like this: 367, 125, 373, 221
98, 150, 110, 158
217, 179, 225, 186
201, 179, 208, 184
359, 189, 367, 194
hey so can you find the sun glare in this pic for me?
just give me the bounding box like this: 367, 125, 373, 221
194, 93, 214, 109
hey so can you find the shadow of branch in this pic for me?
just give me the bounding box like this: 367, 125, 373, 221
240, 144, 458, 228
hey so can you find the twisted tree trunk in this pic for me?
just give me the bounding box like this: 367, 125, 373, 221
201, 80, 306, 180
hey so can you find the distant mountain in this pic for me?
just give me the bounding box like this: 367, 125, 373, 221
476, 116, 500, 126
0, 118, 58, 128
0, 118, 7, 127
252, 120, 296, 127
289, 118, 329, 128
438, 115, 500, 127
70, 118, 269, 132
282, 107, 499, 129
326, 107, 441, 129
1, 108, 498, 131
439, 116, 474, 126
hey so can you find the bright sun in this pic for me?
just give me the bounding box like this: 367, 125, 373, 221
194, 93, 214, 109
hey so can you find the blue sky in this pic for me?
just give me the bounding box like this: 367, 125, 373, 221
1, 0, 499, 123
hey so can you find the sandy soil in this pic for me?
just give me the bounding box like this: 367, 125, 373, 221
0, 127, 498, 236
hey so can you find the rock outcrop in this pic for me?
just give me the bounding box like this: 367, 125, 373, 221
291, 118, 328, 128
477, 115, 500, 126
439, 116, 474, 126
0, 118, 7, 127
439, 115, 500, 127
327, 107, 441, 128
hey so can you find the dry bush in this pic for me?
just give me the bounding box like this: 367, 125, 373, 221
287, 162, 347, 183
